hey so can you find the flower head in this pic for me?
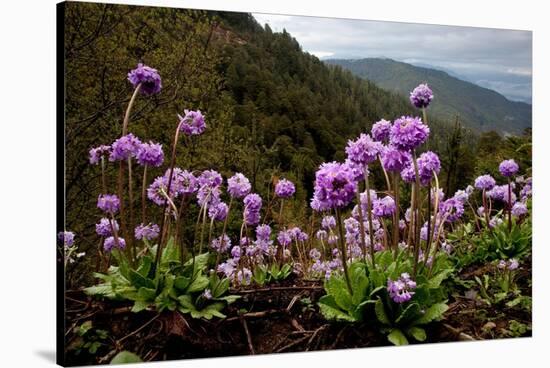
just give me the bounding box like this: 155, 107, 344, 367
474, 174, 496, 191
104, 236, 126, 252
227, 173, 251, 199
381, 145, 412, 172
511, 202, 528, 217
208, 202, 229, 221
312, 161, 358, 210
198, 170, 222, 189
243, 193, 262, 226
387, 273, 417, 303
58, 231, 75, 247
128, 63, 162, 95
178, 110, 206, 136
345, 133, 382, 166
409, 83, 434, 109
97, 194, 120, 214
417, 151, 441, 185
256, 224, 271, 241
373, 196, 396, 218
275, 179, 296, 198
371, 119, 392, 142
390, 116, 429, 151
321, 215, 336, 230
134, 223, 160, 241
169, 168, 198, 197
109, 133, 142, 161
136, 141, 164, 167
439, 197, 464, 222
89, 145, 111, 165
96, 218, 118, 237
499, 159, 519, 177
277, 230, 292, 247
211, 234, 231, 253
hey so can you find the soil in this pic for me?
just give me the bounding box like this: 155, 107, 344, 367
63, 264, 532, 366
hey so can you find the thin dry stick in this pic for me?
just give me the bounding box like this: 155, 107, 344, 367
117, 314, 160, 345
241, 317, 255, 355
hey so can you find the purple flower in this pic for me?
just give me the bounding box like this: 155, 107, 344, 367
508, 259, 519, 270
236, 268, 252, 286
104, 236, 126, 252
499, 159, 519, 177
345, 133, 382, 166
417, 151, 441, 185
231, 245, 242, 259
197, 186, 221, 208
381, 145, 412, 172
373, 196, 396, 218
96, 218, 118, 237
453, 189, 470, 204
439, 197, 464, 222
387, 273, 417, 303
136, 141, 164, 167
243, 193, 262, 226
474, 175, 496, 191
520, 183, 532, 201
58, 231, 75, 247
202, 289, 213, 300
489, 216, 503, 229
316, 229, 328, 240
409, 83, 434, 109
275, 179, 296, 198
109, 133, 142, 161
227, 173, 251, 199
169, 168, 198, 197
97, 194, 120, 214
147, 176, 171, 206
255, 224, 271, 241
134, 223, 160, 241
208, 202, 229, 221
89, 145, 111, 165
371, 119, 392, 142
344, 158, 367, 182
309, 248, 321, 260
198, 170, 222, 188
487, 185, 516, 205
211, 234, 231, 253
390, 116, 429, 151
277, 230, 292, 247
400, 163, 416, 184
128, 63, 162, 95
217, 259, 237, 278
511, 202, 528, 217
321, 215, 336, 230
312, 161, 358, 210
178, 110, 206, 136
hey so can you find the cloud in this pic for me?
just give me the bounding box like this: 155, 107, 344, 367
252, 13, 532, 102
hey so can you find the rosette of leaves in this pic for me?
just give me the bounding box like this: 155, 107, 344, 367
252, 263, 293, 286
481, 219, 531, 260
318, 250, 454, 345
85, 238, 239, 319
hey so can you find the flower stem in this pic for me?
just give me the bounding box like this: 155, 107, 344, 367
507, 178, 513, 232
141, 164, 148, 224
392, 172, 400, 259
412, 150, 422, 277
355, 190, 368, 262
127, 157, 136, 263
335, 208, 353, 295
364, 170, 376, 268
122, 83, 142, 136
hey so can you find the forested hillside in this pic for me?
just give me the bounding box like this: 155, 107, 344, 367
326, 58, 532, 134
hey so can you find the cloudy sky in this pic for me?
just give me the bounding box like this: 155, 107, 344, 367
252, 13, 532, 103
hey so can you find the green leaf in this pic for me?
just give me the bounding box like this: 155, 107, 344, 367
318, 295, 357, 322
84, 284, 113, 297
375, 298, 390, 325
395, 302, 421, 325
128, 269, 155, 290
325, 276, 353, 312
161, 237, 179, 265
110, 351, 143, 364
387, 328, 409, 346
174, 276, 191, 291
131, 300, 149, 313
187, 274, 209, 293
427, 269, 453, 288
414, 303, 449, 325
407, 326, 427, 342
215, 295, 240, 304
136, 256, 152, 277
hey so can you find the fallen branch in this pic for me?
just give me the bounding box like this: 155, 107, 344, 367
117, 314, 160, 345
241, 317, 255, 355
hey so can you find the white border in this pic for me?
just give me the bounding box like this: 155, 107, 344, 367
1, 0, 548, 367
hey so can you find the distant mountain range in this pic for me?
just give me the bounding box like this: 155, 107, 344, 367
325, 58, 531, 134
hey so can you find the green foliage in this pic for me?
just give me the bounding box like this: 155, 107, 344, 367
110, 351, 143, 364
318, 250, 453, 345
67, 321, 109, 356
480, 220, 531, 260
85, 239, 239, 319
251, 263, 293, 286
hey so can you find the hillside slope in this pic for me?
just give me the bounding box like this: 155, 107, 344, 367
325, 58, 531, 134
